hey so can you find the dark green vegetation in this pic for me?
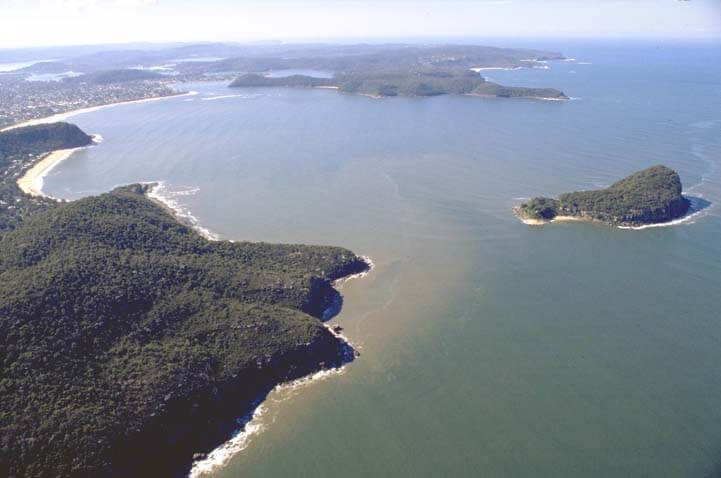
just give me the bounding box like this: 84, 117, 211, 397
230, 73, 334, 88
0, 125, 369, 477
230, 67, 568, 99
3, 43, 568, 128
11, 42, 567, 99
0, 123, 93, 233
516, 165, 691, 226
224, 44, 568, 99
186, 44, 565, 77
0, 123, 92, 159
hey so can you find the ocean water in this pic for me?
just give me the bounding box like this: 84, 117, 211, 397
45, 39, 721, 477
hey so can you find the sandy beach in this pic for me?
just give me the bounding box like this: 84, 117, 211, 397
470, 66, 520, 72
514, 207, 588, 226
10, 90, 197, 199
518, 216, 548, 225
1, 90, 198, 132
17, 145, 91, 198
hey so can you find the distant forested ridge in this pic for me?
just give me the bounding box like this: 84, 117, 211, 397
226, 44, 568, 99
230, 67, 568, 100
15, 43, 566, 76
229, 73, 335, 88
0, 123, 369, 477
515, 165, 691, 226
201, 44, 565, 76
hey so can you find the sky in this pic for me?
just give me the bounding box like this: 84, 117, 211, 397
0, 0, 719, 48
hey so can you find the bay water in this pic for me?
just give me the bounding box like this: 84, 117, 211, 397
45, 39, 721, 477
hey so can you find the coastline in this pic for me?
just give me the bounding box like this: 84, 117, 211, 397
188, 256, 372, 478
7, 81, 369, 477
513, 207, 702, 229
144, 181, 220, 241
16, 134, 102, 199
466, 93, 569, 102
1, 90, 198, 132
12, 89, 196, 201
139, 177, 375, 478
514, 213, 585, 226
471, 66, 521, 72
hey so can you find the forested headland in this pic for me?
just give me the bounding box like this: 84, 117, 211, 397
0, 123, 369, 477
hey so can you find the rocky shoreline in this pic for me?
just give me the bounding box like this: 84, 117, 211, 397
0, 139, 374, 478
98, 235, 371, 477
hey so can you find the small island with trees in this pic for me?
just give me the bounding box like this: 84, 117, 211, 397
514, 165, 692, 227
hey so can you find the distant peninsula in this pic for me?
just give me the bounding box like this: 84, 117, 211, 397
515, 165, 691, 227
229, 68, 568, 100
0, 123, 370, 477
3, 43, 571, 129
225, 44, 569, 100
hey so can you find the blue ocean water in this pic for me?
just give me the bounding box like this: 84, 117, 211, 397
46, 39, 721, 477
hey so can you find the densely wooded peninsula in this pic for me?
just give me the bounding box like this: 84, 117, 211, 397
226, 45, 568, 99
229, 69, 568, 99
0, 123, 369, 477
515, 165, 691, 227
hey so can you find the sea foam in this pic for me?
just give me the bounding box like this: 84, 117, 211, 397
618, 195, 710, 230
188, 258, 373, 477
187, 321, 362, 477
145, 181, 219, 240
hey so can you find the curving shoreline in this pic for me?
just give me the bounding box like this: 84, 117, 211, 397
188, 300, 372, 478
142, 179, 374, 476
513, 203, 705, 230
12, 89, 197, 199
144, 181, 220, 241
16, 134, 101, 198
5, 106, 376, 478
1, 90, 198, 133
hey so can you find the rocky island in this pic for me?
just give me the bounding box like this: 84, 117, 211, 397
0, 123, 370, 477
515, 165, 691, 227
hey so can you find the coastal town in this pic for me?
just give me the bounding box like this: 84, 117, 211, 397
0, 73, 178, 129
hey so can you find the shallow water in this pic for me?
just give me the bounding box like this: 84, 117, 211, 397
46, 39, 721, 477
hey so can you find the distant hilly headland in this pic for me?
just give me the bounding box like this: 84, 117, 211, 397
229, 69, 568, 100
3, 42, 571, 129
515, 165, 692, 227
0, 123, 370, 477
227, 45, 569, 99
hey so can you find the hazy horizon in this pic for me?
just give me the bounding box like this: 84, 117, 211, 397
1, 0, 719, 49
